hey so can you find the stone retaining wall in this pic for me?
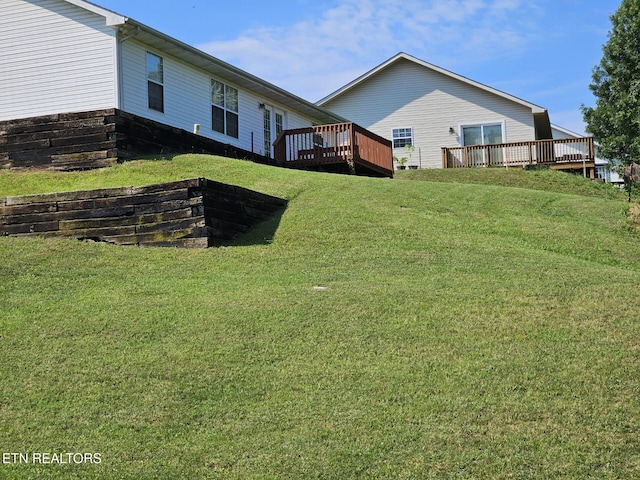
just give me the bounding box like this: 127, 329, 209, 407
0, 109, 273, 170
0, 178, 286, 248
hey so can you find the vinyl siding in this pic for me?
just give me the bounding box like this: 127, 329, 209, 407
551, 126, 576, 140
323, 58, 536, 168
0, 0, 117, 121
121, 39, 315, 156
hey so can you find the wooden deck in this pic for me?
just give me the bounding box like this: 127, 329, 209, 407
442, 137, 596, 178
273, 123, 393, 177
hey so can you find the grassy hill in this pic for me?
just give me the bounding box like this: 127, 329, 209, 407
1, 156, 639, 479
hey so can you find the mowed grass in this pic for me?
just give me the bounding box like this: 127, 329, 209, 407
1, 156, 639, 479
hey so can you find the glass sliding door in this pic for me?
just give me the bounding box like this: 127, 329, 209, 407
462, 123, 504, 166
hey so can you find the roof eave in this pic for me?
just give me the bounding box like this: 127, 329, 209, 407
60, 1, 344, 124
122, 19, 345, 125
63, 0, 126, 26
318, 52, 548, 116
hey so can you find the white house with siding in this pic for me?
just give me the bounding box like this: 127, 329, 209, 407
318, 52, 554, 170
0, 0, 345, 160
552, 125, 623, 184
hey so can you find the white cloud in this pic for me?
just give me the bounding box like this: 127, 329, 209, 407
197, 0, 542, 101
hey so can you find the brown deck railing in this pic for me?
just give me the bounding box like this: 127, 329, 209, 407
442, 137, 595, 169
273, 122, 393, 177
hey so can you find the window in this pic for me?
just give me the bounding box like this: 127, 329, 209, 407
596, 165, 610, 182
211, 79, 239, 138
461, 123, 503, 146
275, 112, 284, 138
262, 107, 286, 157
146, 52, 164, 112
392, 128, 413, 148
461, 122, 504, 166
263, 108, 272, 155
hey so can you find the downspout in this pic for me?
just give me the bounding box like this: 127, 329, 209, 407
115, 26, 140, 111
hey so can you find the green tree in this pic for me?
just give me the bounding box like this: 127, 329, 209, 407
582, 0, 640, 166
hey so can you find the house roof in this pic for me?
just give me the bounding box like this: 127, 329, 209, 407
318, 52, 552, 139
551, 124, 585, 138
65, 0, 125, 25
68, 0, 347, 125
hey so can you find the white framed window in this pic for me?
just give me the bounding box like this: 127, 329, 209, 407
146, 52, 164, 113
460, 122, 505, 166
596, 165, 610, 182
460, 122, 504, 146
211, 79, 239, 138
392, 128, 413, 148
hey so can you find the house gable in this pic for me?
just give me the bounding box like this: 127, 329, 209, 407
319, 53, 547, 115
319, 53, 552, 169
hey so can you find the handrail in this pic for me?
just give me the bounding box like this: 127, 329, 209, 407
442, 137, 595, 169
273, 122, 393, 176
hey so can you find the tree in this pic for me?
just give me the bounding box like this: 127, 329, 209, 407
582, 0, 640, 167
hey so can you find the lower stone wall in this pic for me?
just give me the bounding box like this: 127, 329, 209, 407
0, 109, 273, 170
0, 178, 287, 248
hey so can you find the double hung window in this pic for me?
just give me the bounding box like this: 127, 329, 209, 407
146, 52, 164, 113
211, 80, 239, 138
392, 128, 413, 148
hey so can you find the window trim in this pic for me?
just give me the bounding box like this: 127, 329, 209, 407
392, 127, 413, 149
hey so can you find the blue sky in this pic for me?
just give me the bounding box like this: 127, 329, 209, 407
96, 0, 621, 135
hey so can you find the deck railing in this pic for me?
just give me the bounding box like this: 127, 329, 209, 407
442, 137, 595, 169
273, 122, 393, 176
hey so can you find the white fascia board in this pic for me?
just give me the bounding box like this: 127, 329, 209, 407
62, 0, 127, 26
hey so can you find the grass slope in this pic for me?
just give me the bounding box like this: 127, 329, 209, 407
395, 167, 627, 200
1, 156, 639, 479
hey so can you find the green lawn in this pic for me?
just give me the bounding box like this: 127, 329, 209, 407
1, 156, 639, 479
